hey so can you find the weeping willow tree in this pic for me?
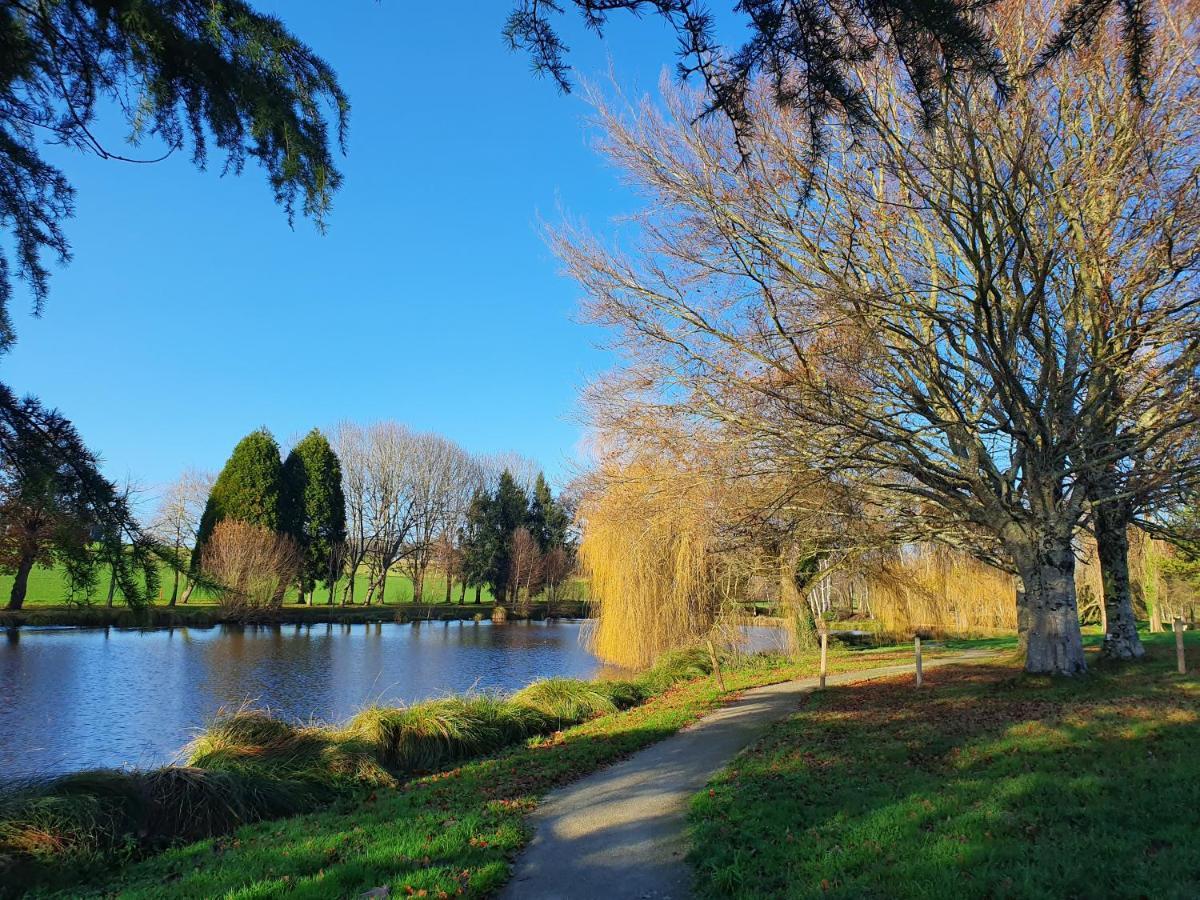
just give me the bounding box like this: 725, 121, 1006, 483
578, 456, 736, 669
864, 546, 1017, 637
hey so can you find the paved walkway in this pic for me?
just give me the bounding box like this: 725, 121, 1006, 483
499, 654, 989, 900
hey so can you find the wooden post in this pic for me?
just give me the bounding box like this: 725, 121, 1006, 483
707, 639, 727, 693
914, 635, 923, 688
1175, 618, 1187, 675
819, 629, 828, 689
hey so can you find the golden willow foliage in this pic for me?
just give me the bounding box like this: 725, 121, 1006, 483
864, 546, 1016, 636
578, 457, 738, 669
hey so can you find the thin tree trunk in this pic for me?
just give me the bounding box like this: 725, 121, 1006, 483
106, 565, 118, 608
1092, 499, 1144, 660
1012, 533, 1087, 675
459, 579, 466, 605
181, 577, 196, 604
445, 570, 452, 604
6, 551, 36, 610
474, 583, 481, 604
168, 566, 179, 607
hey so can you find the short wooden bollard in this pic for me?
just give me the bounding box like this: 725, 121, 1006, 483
914, 635, 923, 688
819, 630, 828, 689
1175, 618, 1187, 675
707, 639, 727, 693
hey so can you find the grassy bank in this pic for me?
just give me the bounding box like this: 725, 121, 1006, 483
689, 631, 1200, 899
6, 642, 945, 898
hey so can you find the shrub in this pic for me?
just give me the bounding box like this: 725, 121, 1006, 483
201, 520, 299, 617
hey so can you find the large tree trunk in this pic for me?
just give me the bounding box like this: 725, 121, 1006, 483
168, 566, 179, 607
6, 551, 36, 610
474, 584, 481, 604
445, 570, 452, 604
1012, 534, 1087, 675
1092, 500, 1144, 661
780, 544, 818, 653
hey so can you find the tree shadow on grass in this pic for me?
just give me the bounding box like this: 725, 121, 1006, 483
687, 646, 1200, 900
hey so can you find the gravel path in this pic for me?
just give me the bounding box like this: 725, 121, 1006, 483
498, 654, 989, 900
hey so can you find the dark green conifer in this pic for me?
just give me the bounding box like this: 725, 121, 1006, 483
282, 429, 347, 602
194, 429, 285, 564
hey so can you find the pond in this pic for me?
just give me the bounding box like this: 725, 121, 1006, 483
0, 619, 789, 781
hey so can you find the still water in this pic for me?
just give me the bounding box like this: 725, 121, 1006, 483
0, 619, 613, 780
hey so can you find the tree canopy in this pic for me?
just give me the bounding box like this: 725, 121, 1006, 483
195, 428, 286, 563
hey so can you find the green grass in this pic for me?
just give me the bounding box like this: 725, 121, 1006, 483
20, 642, 939, 898
688, 631, 1200, 899
0, 563, 505, 608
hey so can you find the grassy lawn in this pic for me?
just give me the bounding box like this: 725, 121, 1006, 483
42, 643, 941, 899
689, 631, 1200, 899
1, 564, 501, 608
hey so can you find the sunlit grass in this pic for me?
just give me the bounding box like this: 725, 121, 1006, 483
689, 631, 1200, 899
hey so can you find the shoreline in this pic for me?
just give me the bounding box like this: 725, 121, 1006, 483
0, 600, 593, 629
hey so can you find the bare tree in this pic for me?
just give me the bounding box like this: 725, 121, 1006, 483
362, 422, 419, 605
508, 526, 543, 610
556, 0, 1200, 675
201, 520, 300, 619
333, 422, 371, 605
149, 469, 213, 606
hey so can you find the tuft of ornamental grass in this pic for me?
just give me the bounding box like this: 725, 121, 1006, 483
187, 709, 396, 791
0, 765, 322, 895
637, 647, 714, 694
349, 696, 544, 773
510, 677, 619, 724
594, 678, 651, 710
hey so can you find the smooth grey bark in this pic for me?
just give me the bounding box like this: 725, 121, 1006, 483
1092, 499, 1145, 661
1012, 534, 1088, 675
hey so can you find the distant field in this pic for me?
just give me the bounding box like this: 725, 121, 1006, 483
0, 563, 500, 607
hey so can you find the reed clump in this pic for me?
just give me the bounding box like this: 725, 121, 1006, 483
185, 708, 396, 790
510, 678, 619, 724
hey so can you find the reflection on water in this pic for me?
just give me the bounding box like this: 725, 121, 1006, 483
0, 620, 611, 780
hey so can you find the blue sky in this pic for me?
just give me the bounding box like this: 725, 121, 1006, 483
0, 3, 696, 496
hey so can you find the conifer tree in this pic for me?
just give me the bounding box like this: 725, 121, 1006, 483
194, 429, 285, 565
528, 472, 571, 552
282, 429, 347, 603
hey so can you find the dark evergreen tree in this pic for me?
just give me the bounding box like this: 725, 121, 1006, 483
0, 2, 347, 349
488, 471, 531, 603
527, 472, 571, 552
194, 428, 285, 565
460, 488, 492, 605
0, 385, 158, 609
507, 0, 1158, 158
282, 429, 347, 603
458, 472, 533, 604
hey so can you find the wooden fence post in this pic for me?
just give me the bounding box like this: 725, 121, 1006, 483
914, 635, 923, 688
819, 629, 828, 689
707, 639, 727, 693
1175, 618, 1187, 675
